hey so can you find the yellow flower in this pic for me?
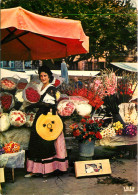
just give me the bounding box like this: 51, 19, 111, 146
56, 91, 61, 101
116, 121, 121, 125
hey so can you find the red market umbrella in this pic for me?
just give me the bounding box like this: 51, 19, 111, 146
1, 7, 89, 61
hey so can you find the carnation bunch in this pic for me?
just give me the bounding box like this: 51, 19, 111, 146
3, 141, 20, 153
70, 116, 103, 143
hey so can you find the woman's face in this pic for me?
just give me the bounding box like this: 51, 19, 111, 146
40, 72, 50, 85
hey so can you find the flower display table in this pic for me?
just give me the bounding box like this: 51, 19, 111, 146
95, 135, 137, 147
0, 150, 25, 168
0, 126, 137, 149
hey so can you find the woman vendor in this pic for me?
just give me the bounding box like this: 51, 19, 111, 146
25, 65, 68, 177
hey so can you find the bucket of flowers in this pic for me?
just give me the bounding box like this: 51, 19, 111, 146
69, 116, 104, 157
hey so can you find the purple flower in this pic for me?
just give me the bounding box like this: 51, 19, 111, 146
123, 124, 137, 136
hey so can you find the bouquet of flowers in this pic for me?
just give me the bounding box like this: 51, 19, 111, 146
57, 100, 75, 116
123, 124, 137, 136
69, 116, 103, 143
91, 70, 137, 127
102, 71, 137, 114
68, 88, 104, 111
100, 124, 116, 138
113, 121, 124, 135
9, 110, 26, 127
3, 141, 20, 153
117, 72, 136, 104
0, 92, 15, 111
23, 83, 40, 103
1, 78, 16, 90
99, 70, 119, 115
90, 71, 117, 98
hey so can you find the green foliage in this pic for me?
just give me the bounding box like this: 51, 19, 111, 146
1, 0, 137, 64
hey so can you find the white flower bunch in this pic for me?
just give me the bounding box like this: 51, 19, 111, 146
100, 124, 116, 138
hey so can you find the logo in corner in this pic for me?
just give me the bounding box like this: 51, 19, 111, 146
123, 186, 135, 192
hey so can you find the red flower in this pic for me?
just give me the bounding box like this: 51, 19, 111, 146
95, 132, 102, 139
54, 79, 60, 87
73, 129, 81, 137
69, 88, 104, 110
89, 132, 95, 135
98, 123, 103, 127
83, 128, 86, 132
88, 119, 94, 124
81, 119, 86, 123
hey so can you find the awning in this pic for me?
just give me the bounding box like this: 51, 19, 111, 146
111, 62, 138, 72
0, 68, 30, 81
25, 70, 100, 77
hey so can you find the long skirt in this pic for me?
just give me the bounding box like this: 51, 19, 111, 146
26, 132, 68, 174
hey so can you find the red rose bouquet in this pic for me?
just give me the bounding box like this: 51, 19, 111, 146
23, 83, 41, 103
70, 116, 103, 143
0, 92, 14, 111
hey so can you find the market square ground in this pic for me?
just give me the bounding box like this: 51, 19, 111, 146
1, 145, 138, 195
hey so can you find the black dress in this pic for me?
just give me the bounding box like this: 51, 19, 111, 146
27, 84, 57, 161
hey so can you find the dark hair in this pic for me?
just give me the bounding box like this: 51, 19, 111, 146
38, 65, 54, 83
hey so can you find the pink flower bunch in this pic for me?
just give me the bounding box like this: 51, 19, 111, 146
102, 72, 117, 96
90, 79, 105, 98
90, 72, 117, 98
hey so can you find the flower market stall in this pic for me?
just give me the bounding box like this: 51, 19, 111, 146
1, 69, 137, 164
0, 70, 137, 182
0, 7, 138, 180
59, 69, 138, 158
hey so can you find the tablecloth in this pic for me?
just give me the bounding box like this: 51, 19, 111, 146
0, 150, 25, 168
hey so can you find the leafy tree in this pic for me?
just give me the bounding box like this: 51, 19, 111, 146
1, 0, 137, 67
